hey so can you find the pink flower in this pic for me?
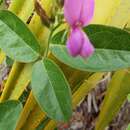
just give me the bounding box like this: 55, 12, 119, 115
64, 0, 95, 58
67, 28, 94, 58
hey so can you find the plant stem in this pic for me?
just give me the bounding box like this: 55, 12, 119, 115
43, 21, 66, 58
43, 26, 53, 58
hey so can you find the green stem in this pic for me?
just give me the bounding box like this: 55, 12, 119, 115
43, 26, 53, 58
43, 21, 66, 58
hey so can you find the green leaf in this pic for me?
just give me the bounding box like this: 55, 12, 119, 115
0, 100, 22, 130
126, 124, 130, 130
51, 29, 68, 45
0, 10, 41, 63
127, 94, 130, 102
0, 0, 3, 5
6, 56, 14, 67
50, 24, 130, 72
31, 58, 72, 121
95, 70, 130, 130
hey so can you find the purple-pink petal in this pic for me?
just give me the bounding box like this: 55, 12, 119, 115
64, 0, 82, 27
80, 0, 95, 27
80, 32, 94, 58
67, 28, 83, 57
64, 0, 95, 27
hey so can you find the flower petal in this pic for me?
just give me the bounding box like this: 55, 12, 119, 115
67, 28, 83, 57
80, 33, 94, 58
80, 0, 95, 26
64, 0, 82, 26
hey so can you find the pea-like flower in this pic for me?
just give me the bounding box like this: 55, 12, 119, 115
64, 0, 95, 58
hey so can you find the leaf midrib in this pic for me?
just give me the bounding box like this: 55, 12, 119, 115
42, 60, 65, 120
